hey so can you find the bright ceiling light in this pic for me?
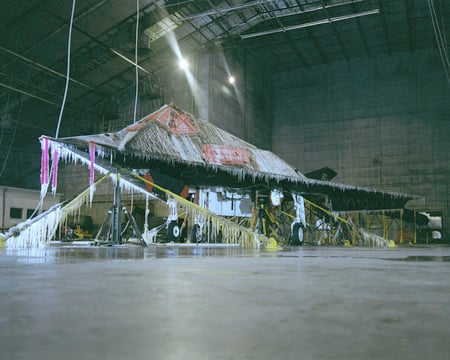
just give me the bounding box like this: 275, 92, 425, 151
228, 75, 235, 84
179, 58, 189, 70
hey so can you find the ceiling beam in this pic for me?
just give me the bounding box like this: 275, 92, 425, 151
199, 0, 236, 45
0, 0, 113, 75
0, 80, 75, 110
177, 0, 276, 21
181, 0, 370, 27
240, 9, 379, 39
0, 45, 93, 90
0, 0, 161, 118
0, 0, 111, 112
0, 0, 50, 34
177, 0, 267, 72
0, 70, 76, 102
60, 0, 289, 129
41, 3, 156, 81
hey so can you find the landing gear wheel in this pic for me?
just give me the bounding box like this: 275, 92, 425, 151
190, 224, 202, 243
291, 223, 304, 245
168, 221, 181, 242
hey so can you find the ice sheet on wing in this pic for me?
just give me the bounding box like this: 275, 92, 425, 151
172, 135, 204, 162
250, 148, 302, 178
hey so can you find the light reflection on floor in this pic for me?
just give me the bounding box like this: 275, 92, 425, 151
1, 243, 266, 264
1, 241, 450, 265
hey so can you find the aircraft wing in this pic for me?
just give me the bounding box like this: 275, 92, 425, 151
49, 103, 418, 211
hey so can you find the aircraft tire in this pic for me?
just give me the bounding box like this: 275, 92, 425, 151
168, 221, 181, 242
291, 223, 304, 245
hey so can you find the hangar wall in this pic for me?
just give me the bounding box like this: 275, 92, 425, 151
195, 49, 272, 150
271, 49, 450, 239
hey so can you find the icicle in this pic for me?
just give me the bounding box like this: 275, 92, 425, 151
89, 184, 96, 208
89, 142, 96, 207
51, 145, 59, 195
5, 174, 110, 249
89, 142, 95, 185
5, 204, 62, 249
40, 137, 49, 202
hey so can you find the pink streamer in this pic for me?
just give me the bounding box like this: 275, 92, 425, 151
52, 147, 59, 194
89, 142, 95, 185
40, 137, 49, 186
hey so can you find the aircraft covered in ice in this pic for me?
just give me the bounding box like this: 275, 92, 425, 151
32, 103, 416, 247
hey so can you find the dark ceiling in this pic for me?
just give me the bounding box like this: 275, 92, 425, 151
0, 0, 446, 182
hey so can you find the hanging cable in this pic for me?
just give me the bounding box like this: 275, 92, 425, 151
438, 0, 447, 51
55, 0, 76, 138
429, 0, 450, 69
133, 0, 140, 123
34, 0, 76, 212
428, 0, 450, 87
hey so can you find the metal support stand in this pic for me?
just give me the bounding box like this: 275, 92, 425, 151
111, 172, 121, 243
95, 171, 146, 247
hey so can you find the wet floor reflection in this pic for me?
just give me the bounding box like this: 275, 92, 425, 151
1, 243, 270, 264
2, 243, 450, 264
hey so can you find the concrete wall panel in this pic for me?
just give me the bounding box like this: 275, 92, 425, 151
272, 49, 450, 239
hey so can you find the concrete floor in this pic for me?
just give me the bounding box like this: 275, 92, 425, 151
1, 244, 449, 360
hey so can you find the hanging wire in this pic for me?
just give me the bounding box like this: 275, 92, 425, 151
55, 0, 77, 138
133, 0, 140, 123
429, 0, 450, 69
32, 0, 76, 213
438, 0, 447, 51
428, 0, 450, 87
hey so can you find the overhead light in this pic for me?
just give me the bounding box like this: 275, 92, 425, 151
178, 58, 189, 70
228, 75, 235, 84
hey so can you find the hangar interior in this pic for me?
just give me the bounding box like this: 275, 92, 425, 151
2, 2, 450, 360
0, 0, 449, 240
